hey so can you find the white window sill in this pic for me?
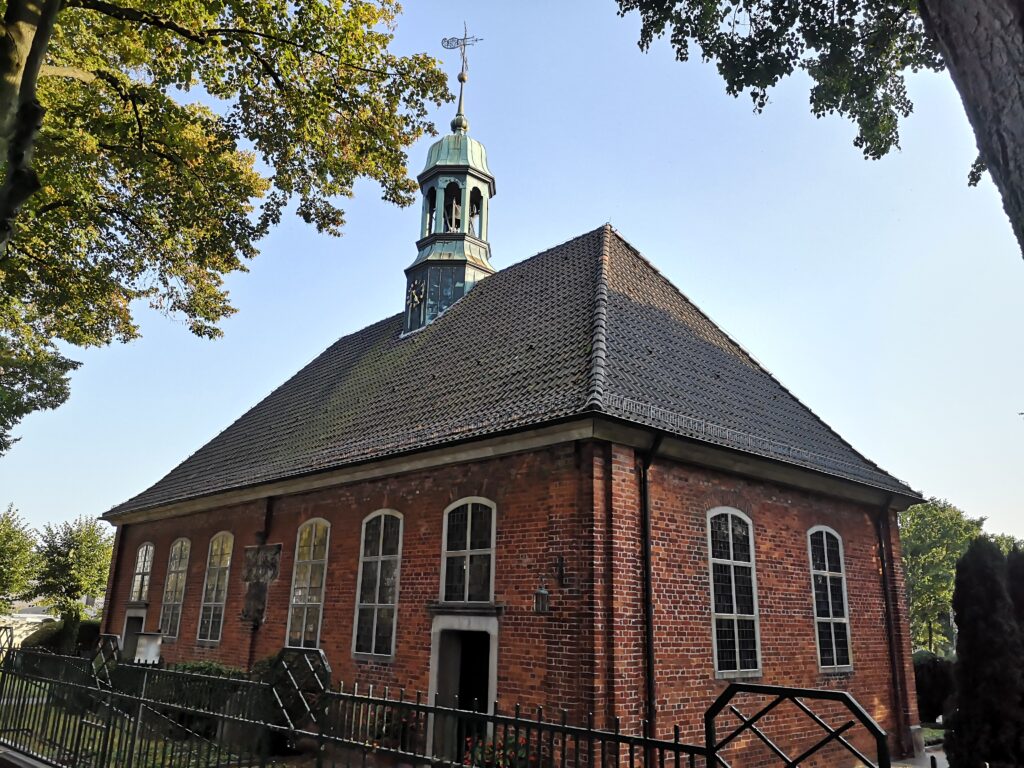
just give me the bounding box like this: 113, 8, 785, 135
819, 665, 854, 675
715, 668, 762, 681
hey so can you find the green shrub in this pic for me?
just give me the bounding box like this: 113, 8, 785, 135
248, 654, 277, 683
169, 660, 246, 678
18, 620, 62, 648
914, 651, 954, 723
19, 619, 100, 653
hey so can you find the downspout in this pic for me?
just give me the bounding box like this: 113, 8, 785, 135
875, 498, 912, 756
639, 434, 663, 736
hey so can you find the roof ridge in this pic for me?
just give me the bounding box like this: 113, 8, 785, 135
584, 224, 612, 411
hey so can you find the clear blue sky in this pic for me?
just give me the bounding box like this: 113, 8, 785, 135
2, 2, 1021, 536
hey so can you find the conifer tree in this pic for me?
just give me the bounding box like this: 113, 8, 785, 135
1007, 546, 1024, 761
945, 537, 1024, 768
1007, 547, 1024, 631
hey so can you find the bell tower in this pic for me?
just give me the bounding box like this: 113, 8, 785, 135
404, 29, 495, 334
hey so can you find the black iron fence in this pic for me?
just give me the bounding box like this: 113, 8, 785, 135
308, 684, 709, 768
0, 639, 892, 768
0, 652, 268, 767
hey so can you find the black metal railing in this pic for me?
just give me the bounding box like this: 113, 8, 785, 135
0, 652, 268, 767
0, 644, 893, 768
304, 683, 710, 768
704, 682, 891, 768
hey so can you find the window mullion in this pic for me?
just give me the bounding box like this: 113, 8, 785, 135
370, 555, 379, 651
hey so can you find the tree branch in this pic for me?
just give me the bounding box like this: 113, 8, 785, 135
64, 0, 204, 42
39, 63, 95, 83
65, 0, 399, 78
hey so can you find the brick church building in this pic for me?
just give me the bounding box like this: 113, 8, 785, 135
101, 61, 921, 758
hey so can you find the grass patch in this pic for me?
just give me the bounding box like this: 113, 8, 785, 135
922, 726, 945, 747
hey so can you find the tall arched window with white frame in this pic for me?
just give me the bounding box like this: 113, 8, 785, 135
441, 499, 495, 603
130, 543, 155, 602
707, 508, 760, 675
159, 538, 190, 637
287, 519, 330, 648
353, 511, 403, 656
198, 532, 232, 642
808, 526, 852, 669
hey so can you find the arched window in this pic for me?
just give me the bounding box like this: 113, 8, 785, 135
159, 539, 190, 638
198, 532, 232, 642
707, 508, 760, 674
443, 181, 462, 232
287, 519, 330, 648
468, 188, 483, 238
441, 499, 495, 603
129, 543, 155, 602
354, 511, 403, 656
424, 187, 437, 237
808, 526, 851, 669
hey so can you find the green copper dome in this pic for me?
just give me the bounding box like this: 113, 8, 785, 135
422, 131, 491, 177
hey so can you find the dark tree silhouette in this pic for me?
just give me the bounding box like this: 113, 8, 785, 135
946, 538, 1024, 768
1007, 547, 1024, 630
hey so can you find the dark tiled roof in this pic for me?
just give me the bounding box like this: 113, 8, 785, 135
108, 226, 915, 517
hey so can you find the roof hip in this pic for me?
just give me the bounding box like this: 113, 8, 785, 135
584, 224, 612, 411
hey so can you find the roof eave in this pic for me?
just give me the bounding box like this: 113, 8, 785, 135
103, 412, 922, 526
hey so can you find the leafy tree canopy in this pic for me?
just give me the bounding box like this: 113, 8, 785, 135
617, 0, 1024, 255
900, 498, 983, 654
617, 0, 942, 159
0, 0, 450, 453
30, 515, 112, 621
0, 502, 36, 612
991, 533, 1024, 556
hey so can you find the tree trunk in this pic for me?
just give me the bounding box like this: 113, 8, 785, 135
0, 0, 61, 256
0, 0, 41, 155
58, 611, 80, 655
918, 0, 1024, 257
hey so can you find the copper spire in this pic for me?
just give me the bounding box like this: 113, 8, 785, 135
442, 24, 481, 134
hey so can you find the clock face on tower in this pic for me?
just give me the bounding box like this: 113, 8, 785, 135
407, 279, 425, 308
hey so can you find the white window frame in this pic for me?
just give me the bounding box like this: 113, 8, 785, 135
439, 497, 496, 604
807, 525, 853, 671
197, 532, 233, 643
352, 510, 404, 657
159, 538, 190, 638
706, 507, 762, 677
286, 518, 331, 649
129, 543, 155, 602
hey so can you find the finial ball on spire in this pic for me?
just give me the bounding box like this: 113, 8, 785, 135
458, 71, 468, 84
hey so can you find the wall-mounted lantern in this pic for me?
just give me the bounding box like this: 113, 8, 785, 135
534, 583, 551, 614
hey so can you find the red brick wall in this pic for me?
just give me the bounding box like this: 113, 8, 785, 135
105, 439, 916, 762
639, 456, 917, 759
106, 444, 593, 712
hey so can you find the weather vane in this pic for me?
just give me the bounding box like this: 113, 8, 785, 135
442, 23, 482, 74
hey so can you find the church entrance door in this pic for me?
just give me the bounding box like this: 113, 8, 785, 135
436, 629, 490, 710
121, 614, 144, 662
427, 616, 498, 761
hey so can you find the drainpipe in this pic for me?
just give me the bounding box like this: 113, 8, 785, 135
875, 498, 912, 756
639, 434, 663, 736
